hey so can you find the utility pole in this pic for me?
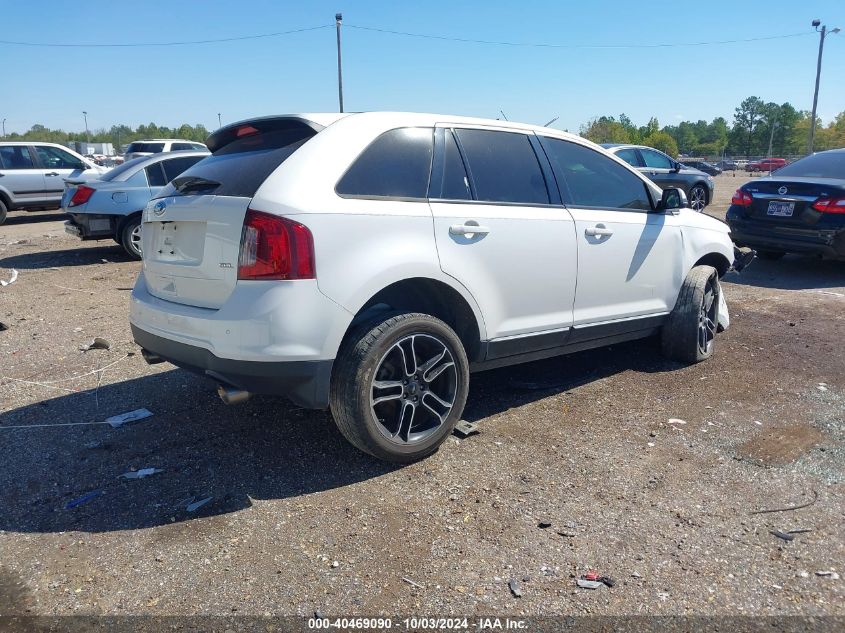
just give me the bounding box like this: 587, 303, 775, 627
767, 118, 778, 160
82, 111, 89, 144
808, 20, 841, 153
1, 118, 5, 138
218, 113, 222, 128
335, 13, 344, 113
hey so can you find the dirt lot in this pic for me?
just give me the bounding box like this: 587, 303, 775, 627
0, 173, 843, 619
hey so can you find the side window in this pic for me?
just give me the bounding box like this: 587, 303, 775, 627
336, 127, 433, 199
0, 146, 35, 169
641, 149, 673, 169
171, 143, 195, 151
35, 146, 85, 169
162, 156, 205, 182
191, 143, 207, 151
145, 162, 167, 187
541, 138, 651, 211
615, 148, 642, 167
124, 169, 148, 187
435, 130, 471, 200
454, 129, 549, 205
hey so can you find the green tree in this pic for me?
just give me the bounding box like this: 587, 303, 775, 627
732, 96, 766, 157
579, 116, 631, 143
642, 130, 678, 157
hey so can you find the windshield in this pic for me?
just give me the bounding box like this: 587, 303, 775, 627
100, 156, 148, 181
774, 153, 845, 179
126, 142, 165, 154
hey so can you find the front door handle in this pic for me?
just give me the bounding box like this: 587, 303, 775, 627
585, 225, 614, 237
449, 222, 490, 237
45, 172, 60, 176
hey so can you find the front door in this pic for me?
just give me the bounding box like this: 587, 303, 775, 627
33, 145, 91, 203
539, 136, 684, 326
429, 126, 577, 343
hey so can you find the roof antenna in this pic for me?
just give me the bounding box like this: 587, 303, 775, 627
499, 110, 509, 121
544, 116, 559, 127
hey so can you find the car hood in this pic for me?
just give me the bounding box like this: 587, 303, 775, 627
680, 167, 709, 177
681, 209, 730, 233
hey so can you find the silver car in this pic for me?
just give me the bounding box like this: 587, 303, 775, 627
63, 150, 209, 259
0, 142, 107, 224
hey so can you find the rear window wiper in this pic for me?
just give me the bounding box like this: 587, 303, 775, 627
172, 176, 220, 194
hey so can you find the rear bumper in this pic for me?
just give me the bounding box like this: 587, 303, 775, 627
131, 324, 333, 409
727, 217, 845, 258
64, 214, 118, 239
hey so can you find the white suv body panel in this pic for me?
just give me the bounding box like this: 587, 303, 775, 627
129, 112, 737, 409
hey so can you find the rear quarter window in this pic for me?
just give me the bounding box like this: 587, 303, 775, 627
336, 128, 434, 200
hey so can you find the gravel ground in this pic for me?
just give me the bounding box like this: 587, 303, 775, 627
0, 174, 843, 618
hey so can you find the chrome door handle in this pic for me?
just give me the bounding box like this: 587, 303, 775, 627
449, 223, 490, 236
585, 226, 614, 237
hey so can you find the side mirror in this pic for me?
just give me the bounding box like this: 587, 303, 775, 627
656, 187, 687, 211
671, 161, 682, 173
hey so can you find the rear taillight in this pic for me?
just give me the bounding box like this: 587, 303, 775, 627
69, 185, 95, 207
811, 197, 845, 214
237, 209, 315, 280
731, 189, 753, 206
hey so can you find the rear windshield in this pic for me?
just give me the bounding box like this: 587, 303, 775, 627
126, 142, 165, 154
156, 122, 318, 198
100, 156, 148, 181
774, 152, 845, 179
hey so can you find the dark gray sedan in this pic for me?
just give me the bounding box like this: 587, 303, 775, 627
602, 144, 715, 212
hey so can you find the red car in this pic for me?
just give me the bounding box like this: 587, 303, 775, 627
746, 158, 787, 172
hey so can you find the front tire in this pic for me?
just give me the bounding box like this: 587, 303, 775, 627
688, 184, 707, 212
330, 312, 470, 463
0, 199, 7, 225
661, 265, 720, 363
120, 216, 142, 260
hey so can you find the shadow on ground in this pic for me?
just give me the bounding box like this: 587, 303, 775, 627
0, 245, 134, 270
0, 338, 677, 534
1, 210, 66, 226
724, 254, 845, 291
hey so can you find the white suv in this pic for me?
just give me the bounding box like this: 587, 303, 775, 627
130, 112, 748, 462
124, 139, 208, 161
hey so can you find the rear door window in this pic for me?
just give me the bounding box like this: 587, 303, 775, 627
454, 129, 549, 205
336, 127, 433, 199
127, 142, 165, 154
161, 155, 206, 182
171, 143, 195, 151
615, 148, 642, 167
158, 120, 319, 198
541, 137, 651, 211
145, 162, 167, 187
0, 146, 35, 169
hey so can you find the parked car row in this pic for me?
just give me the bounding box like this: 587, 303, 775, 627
746, 158, 787, 172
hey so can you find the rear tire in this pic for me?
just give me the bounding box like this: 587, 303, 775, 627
330, 312, 470, 463
661, 265, 720, 364
120, 216, 142, 260
0, 199, 7, 225
757, 250, 785, 260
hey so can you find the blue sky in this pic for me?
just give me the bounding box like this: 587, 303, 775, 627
2, 0, 843, 135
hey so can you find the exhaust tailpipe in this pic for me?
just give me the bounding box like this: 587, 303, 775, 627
217, 385, 252, 405
141, 349, 165, 365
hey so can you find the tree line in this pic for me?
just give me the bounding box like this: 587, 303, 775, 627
581, 97, 845, 158
3, 122, 211, 151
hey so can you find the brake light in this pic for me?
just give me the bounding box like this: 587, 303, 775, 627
731, 189, 753, 206
237, 209, 315, 280
811, 197, 845, 214
69, 185, 95, 206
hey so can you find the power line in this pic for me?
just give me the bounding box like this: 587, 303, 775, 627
345, 24, 814, 49
0, 24, 332, 48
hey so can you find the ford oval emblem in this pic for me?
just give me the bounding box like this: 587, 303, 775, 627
153, 200, 167, 217
778, 186, 788, 195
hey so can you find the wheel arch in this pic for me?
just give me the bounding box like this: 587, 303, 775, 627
693, 252, 731, 277
343, 277, 486, 363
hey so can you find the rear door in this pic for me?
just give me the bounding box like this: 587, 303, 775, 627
0, 145, 46, 205
540, 136, 683, 326
140, 120, 318, 309
429, 126, 577, 341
